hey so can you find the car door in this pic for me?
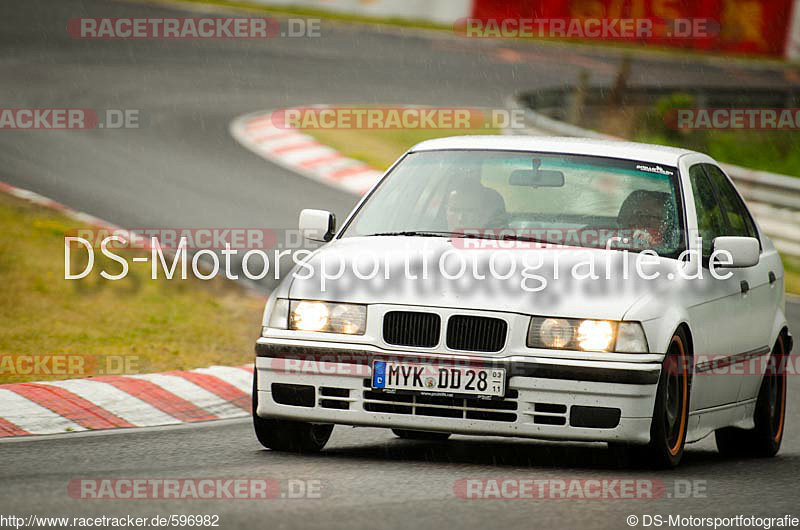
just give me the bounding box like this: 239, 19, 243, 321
684, 163, 743, 409
702, 164, 774, 402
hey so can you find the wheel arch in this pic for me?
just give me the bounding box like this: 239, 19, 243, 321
779, 325, 792, 352
674, 322, 694, 357
672, 322, 695, 394
768, 306, 791, 355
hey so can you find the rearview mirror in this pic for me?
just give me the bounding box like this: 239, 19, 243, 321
509, 169, 565, 187
712, 236, 760, 268
299, 209, 336, 242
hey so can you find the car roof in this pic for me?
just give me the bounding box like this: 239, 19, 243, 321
409, 136, 697, 167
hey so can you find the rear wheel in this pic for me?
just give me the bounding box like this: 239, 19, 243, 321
715, 335, 787, 458
612, 329, 691, 469
392, 429, 451, 441
252, 372, 334, 453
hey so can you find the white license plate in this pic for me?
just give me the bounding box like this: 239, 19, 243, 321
372, 361, 506, 397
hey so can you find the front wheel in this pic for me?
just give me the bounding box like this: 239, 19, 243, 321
612, 329, 691, 469
252, 372, 334, 453
715, 335, 787, 458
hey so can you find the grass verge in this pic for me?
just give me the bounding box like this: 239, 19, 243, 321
302, 127, 499, 171
0, 192, 263, 384
783, 257, 800, 296
140, 0, 447, 31
636, 130, 800, 178
581, 99, 800, 178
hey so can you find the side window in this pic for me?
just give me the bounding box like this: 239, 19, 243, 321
702, 164, 758, 240
689, 164, 725, 258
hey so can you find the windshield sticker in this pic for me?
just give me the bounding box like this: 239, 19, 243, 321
636, 164, 675, 176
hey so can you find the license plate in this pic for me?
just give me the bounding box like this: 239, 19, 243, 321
372, 361, 506, 397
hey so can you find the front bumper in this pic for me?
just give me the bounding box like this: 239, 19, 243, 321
255, 338, 661, 444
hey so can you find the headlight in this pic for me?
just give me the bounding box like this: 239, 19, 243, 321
289, 300, 366, 335
539, 318, 574, 348
576, 320, 615, 352
527, 317, 648, 353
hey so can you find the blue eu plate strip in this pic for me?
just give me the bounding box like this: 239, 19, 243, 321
373, 361, 386, 388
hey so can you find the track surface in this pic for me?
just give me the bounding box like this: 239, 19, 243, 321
1, 1, 799, 528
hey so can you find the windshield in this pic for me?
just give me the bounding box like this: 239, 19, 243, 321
342, 150, 684, 257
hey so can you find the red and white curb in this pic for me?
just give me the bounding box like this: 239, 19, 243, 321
0, 180, 202, 260
0, 179, 253, 286
0, 181, 127, 238
0, 365, 253, 437
229, 106, 384, 196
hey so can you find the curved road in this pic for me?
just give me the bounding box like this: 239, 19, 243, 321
1, 0, 799, 528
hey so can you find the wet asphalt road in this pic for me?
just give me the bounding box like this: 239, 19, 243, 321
1, 405, 799, 530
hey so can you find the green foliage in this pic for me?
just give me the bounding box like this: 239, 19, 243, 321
635, 92, 800, 177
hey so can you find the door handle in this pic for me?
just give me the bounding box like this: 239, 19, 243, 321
740, 280, 750, 294
769, 271, 777, 284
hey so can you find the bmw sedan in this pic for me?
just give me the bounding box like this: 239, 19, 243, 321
253, 136, 792, 468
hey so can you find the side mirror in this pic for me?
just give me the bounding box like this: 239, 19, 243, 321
299, 209, 336, 242
712, 236, 760, 268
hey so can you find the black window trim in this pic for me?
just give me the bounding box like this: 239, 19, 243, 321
688, 163, 724, 267
700, 163, 762, 250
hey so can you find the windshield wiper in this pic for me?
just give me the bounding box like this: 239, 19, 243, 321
365, 230, 517, 239
364, 231, 551, 243
364, 231, 546, 243
365, 231, 461, 238
498, 233, 551, 245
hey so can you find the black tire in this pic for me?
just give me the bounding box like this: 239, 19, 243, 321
715, 335, 787, 458
252, 372, 334, 453
392, 429, 451, 441
613, 328, 691, 469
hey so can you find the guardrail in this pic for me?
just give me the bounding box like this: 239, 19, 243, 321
507, 92, 800, 258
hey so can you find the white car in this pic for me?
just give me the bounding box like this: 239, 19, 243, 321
253, 136, 792, 468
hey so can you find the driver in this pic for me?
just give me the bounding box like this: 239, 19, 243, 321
446, 181, 507, 232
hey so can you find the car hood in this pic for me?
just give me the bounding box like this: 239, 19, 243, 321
288, 236, 685, 321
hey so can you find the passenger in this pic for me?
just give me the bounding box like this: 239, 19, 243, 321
617, 190, 672, 250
